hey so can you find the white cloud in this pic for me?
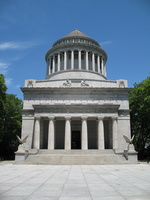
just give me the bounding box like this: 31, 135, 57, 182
100, 41, 114, 46
0, 62, 10, 75
0, 41, 40, 50
5, 78, 13, 86
0, 62, 13, 86
16, 85, 20, 88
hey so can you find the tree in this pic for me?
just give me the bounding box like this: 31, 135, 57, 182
129, 76, 150, 160
0, 74, 7, 143
0, 74, 22, 160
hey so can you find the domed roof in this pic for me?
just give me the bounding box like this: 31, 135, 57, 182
63, 29, 91, 38
45, 30, 108, 81
52, 29, 100, 48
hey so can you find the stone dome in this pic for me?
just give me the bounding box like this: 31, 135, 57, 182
63, 29, 91, 38
45, 30, 107, 81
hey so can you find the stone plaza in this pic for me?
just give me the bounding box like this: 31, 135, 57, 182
0, 162, 150, 200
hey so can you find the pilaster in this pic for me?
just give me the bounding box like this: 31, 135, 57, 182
112, 117, 118, 150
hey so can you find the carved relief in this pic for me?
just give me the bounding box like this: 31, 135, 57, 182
119, 80, 125, 88
81, 79, 89, 87
27, 80, 33, 87
63, 79, 72, 86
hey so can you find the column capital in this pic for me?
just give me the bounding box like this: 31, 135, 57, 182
35, 116, 41, 120
97, 116, 104, 120
112, 116, 118, 120
65, 116, 71, 120
48, 115, 55, 120
81, 115, 88, 120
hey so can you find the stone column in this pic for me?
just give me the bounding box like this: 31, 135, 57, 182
86, 51, 89, 70
57, 53, 60, 72
92, 53, 95, 72
104, 60, 107, 77
48, 116, 55, 149
81, 116, 88, 149
46, 58, 49, 76
101, 57, 104, 75
97, 55, 100, 73
65, 116, 71, 149
33, 117, 40, 149
64, 51, 67, 70
52, 55, 55, 73
97, 117, 104, 149
112, 117, 118, 149
50, 56, 53, 74
48, 57, 51, 75
71, 50, 74, 69
78, 50, 81, 69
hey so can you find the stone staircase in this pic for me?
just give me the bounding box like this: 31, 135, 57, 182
24, 149, 128, 165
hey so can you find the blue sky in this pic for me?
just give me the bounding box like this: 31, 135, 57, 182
0, 0, 150, 99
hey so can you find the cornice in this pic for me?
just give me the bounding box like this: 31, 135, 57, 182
32, 103, 120, 110
21, 87, 131, 93
52, 36, 100, 48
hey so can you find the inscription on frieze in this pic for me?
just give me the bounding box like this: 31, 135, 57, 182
35, 106, 118, 114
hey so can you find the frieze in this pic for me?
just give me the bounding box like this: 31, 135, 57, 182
23, 90, 129, 101
33, 104, 120, 114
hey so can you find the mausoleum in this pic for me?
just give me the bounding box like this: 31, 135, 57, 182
18, 30, 134, 164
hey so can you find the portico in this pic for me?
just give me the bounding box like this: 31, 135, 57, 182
32, 115, 118, 150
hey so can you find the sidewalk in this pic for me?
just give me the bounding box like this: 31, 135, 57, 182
0, 163, 149, 200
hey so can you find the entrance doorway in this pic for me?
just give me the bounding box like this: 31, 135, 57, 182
71, 131, 81, 149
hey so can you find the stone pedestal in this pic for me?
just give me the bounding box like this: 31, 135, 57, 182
124, 144, 138, 162
15, 144, 29, 162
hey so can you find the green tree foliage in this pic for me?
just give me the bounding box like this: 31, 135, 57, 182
129, 76, 150, 160
0, 74, 22, 160
0, 74, 7, 142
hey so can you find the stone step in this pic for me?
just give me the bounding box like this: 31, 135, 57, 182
37, 149, 115, 155
25, 153, 127, 165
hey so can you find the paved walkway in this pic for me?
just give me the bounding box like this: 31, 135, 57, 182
0, 163, 149, 200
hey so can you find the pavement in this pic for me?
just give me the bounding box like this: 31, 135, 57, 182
0, 162, 150, 200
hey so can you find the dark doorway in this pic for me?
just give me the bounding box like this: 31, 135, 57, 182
71, 131, 81, 149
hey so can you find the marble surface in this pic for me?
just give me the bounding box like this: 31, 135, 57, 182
0, 163, 149, 200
